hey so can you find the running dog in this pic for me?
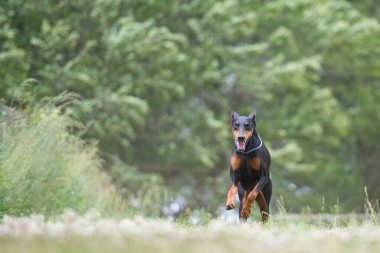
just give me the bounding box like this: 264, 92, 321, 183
225, 111, 272, 222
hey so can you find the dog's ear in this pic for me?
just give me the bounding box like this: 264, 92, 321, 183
248, 111, 256, 121
231, 111, 240, 122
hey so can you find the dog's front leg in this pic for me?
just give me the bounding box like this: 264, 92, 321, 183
226, 155, 241, 210
238, 186, 248, 222
226, 184, 237, 210
226, 169, 240, 210
240, 189, 252, 218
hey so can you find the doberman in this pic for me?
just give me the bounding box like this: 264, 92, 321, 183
225, 111, 272, 222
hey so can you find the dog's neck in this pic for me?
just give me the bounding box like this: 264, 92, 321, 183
246, 131, 259, 149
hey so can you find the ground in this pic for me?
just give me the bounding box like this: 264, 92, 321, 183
0, 211, 379, 253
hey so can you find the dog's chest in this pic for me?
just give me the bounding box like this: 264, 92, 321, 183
231, 155, 260, 171
236, 156, 261, 189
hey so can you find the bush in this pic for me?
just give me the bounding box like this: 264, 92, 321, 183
0, 100, 125, 218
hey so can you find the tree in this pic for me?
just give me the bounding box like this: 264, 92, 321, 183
1, 0, 379, 214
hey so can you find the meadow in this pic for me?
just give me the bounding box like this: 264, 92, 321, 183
1, 96, 379, 253
1, 210, 380, 253
2, 1, 380, 252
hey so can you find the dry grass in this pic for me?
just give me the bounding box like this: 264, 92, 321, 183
0, 211, 379, 253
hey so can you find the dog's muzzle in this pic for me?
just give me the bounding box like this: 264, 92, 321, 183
235, 136, 246, 151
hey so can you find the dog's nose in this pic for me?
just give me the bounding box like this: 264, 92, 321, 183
238, 136, 244, 141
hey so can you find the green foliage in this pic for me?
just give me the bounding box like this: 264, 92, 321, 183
1, 0, 380, 215
0, 99, 125, 218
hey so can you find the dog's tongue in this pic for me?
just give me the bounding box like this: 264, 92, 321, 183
236, 140, 245, 150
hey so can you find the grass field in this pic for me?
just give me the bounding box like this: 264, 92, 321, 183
1, 210, 379, 253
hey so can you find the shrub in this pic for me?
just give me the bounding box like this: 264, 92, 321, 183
0, 100, 125, 218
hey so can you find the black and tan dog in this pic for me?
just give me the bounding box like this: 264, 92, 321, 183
225, 111, 272, 222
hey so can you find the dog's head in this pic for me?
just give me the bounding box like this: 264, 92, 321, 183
231, 111, 256, 151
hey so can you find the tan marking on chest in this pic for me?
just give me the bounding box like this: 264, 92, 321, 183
250, 157, 261, 171
231, 155, 241, 171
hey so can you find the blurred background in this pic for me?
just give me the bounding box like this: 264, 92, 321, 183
1, 0, 379, 218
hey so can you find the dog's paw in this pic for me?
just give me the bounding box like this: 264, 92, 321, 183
240, 208, 251, 218
239, 217, 248, 223
226, 204, 235, 210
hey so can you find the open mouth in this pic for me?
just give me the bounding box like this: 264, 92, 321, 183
235, 139, 246, 151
